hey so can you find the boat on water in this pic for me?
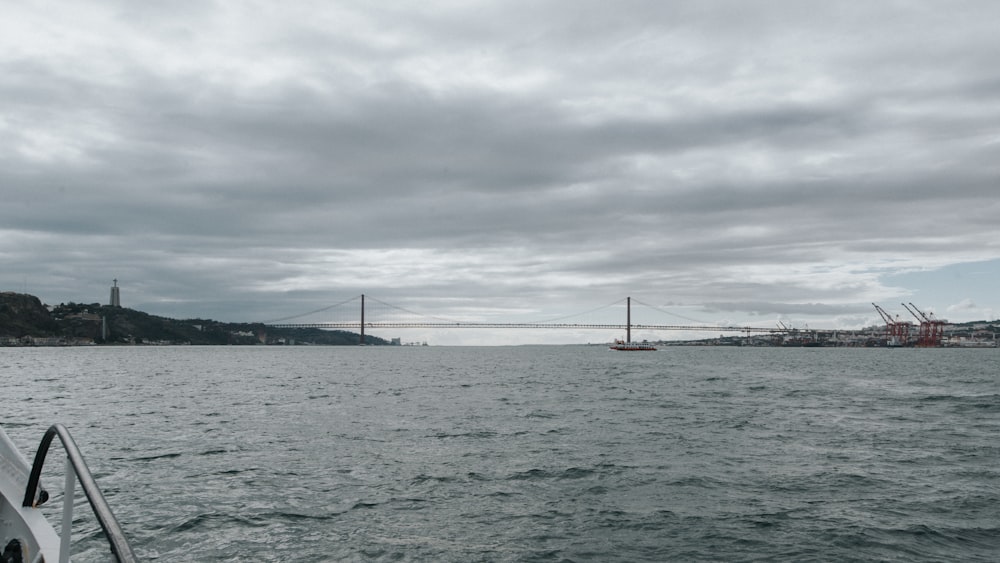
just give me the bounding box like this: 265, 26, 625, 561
0, 423, 136, 562
610, 339, 657, 351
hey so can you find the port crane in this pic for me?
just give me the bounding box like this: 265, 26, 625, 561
872, 303, 911, 347
901, 302, 947, 347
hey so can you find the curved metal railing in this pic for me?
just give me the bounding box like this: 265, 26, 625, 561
21, 424, 138, 563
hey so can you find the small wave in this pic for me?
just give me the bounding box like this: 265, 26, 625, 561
772, 470, 891, 493
954, 394, 1000, 413
836, 523, 1000, 561
430, 430, 498, 439
666, 475, 727, 489
507, 468, 550, 481
132, 452, 182, 462
506, 467, 598, 481
593, 508, 678, 532
919, 393, 953, 402
253, 510, 340, 523
411, 473, 458, 485
560, 467, 597, 479
166, 511, 267, 534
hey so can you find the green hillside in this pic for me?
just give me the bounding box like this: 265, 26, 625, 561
0, 292, 389, 346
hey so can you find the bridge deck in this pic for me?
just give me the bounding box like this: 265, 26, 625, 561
268, 322, 783, 333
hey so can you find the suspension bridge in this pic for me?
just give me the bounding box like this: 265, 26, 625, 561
265, 295, 786, 344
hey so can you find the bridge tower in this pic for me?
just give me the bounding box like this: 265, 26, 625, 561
626, 296, 632, 343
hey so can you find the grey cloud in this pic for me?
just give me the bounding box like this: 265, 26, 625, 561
2, 1, 1000, 340
702, 302, 874, 317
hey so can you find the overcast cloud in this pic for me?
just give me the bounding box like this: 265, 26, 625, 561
2, 1, 999, 344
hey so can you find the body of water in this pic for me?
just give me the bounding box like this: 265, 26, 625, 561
2, 346, 998, 561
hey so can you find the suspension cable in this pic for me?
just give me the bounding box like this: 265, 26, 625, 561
363, 295, 469, 324
527, 297, 626, 324
261, 295, 361, 324
629, 297, 710, 324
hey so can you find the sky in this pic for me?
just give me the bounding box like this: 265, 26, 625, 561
2, 1, 999, 345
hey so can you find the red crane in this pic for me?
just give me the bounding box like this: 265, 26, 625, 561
901, 302, 947, 347
873, 303, 911, 347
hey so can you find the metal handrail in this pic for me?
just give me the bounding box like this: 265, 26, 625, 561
21, 424, 138, 563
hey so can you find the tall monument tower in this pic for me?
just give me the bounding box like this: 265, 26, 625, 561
109, 278, 121, 307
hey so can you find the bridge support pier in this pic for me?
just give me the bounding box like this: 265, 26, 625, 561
360, 294, 365, 345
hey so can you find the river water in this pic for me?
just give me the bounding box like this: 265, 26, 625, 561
1, 346, 997, 561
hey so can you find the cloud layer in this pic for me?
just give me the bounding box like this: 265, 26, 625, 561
3, 1, 999, 342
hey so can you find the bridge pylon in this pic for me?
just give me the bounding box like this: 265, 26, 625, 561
626, 296, 632, 343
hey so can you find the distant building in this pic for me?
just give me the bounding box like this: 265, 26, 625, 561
109, 278, 121, 307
